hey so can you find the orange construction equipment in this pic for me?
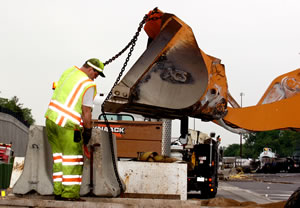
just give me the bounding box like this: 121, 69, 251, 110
219, 68, 300, 132
102, 9, 300, 133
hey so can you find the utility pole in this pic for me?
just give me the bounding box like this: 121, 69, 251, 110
240, 92, 244, 158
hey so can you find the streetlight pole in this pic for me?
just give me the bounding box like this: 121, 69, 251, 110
193, 118, 195, 130
240, 92, 244, 158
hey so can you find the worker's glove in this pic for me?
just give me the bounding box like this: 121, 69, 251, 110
82, 128, 92, 145
74, 130, 82, 143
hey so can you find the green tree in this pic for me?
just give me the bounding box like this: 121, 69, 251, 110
224, 130, 300, 159
243, 130, 300, 158
0, 96, 35, 126
223, 144, 240, 157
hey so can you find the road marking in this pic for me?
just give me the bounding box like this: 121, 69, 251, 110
270, 194, 292, 197
219, 182, 273, 203
262, 193, 291, 201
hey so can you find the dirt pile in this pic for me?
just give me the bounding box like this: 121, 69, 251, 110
201, 197, 286, 207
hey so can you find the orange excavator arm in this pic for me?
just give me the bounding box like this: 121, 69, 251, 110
219, 68, 300, 132
103, 9, 300, 133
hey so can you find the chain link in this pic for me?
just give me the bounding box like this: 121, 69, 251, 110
103, 9, 160, 67
100, 9, 161, 195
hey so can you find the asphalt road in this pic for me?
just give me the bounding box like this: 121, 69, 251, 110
217, 173, 300, 203
3, 173, 298, 207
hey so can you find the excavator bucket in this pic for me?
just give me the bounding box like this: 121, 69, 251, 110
103, 10, 228, 121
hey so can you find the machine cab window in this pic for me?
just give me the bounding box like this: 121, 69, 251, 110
98, 113, 134, 121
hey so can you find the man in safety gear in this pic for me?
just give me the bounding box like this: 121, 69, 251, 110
45, 58, 105, 201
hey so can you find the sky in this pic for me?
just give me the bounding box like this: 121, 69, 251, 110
0, 0, 299, 147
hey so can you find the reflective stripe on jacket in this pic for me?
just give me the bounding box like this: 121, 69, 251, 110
45, 66, 97, 129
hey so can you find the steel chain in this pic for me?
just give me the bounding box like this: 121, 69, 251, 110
100, 9, 161, 195
103, 8, 160, 67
